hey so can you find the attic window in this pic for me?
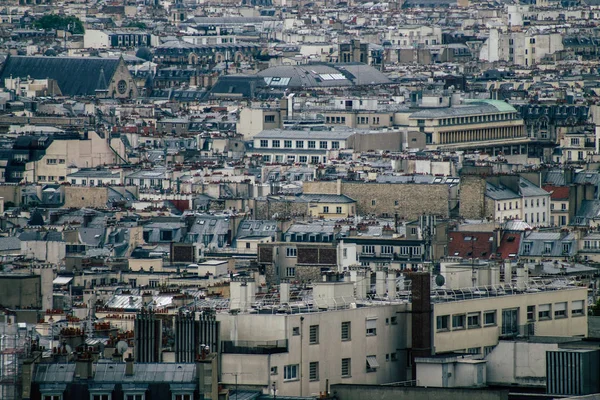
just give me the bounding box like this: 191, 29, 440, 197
507, 237, 515, 242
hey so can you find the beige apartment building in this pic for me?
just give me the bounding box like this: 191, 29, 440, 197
218, 283, 411, 397
23, 131, 127, 184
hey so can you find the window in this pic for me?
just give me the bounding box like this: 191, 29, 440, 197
371, 200, 376, 206
538, 304, 551, 320
527, 305, 536, 322
160, 230, 173, 241
467, 312, 480, 328
43, 396, 61, 400
38, 176, 46, 181
310, 156, 320, 164
292, 327, 300, 336
295, 140, 304, 148
285, 267, 295, 277
572, 300, 584, 316
336, 206, 342, 214
272, 140, 280, 148
391, 316, 397, 325
362, 245, 375, 254
319, 141, 328, 149
303, 361, 316, 383
437, 315, 449, 331
452, 314, 465, 330
299, 156, 307, 163
92, 395, 111, 400
554, 302, 567, 318
501, 308, 519, 336
484, 346, 496, 356
341, 358, 351, 377
284, 140, 292, 148
323, 206, 329, 213
286, 247, 297, 257
332, 141, 340, 149
47, 159, 57, 164
391, 352, 398, 361
523, 242, 531, 253
366, 318, 377, 336
284, 364, 299, 381
126, 395, 144, 400
59, 159, 65, 164
271, 366, 278, 375
264, 115, 275, 123
381, 245, 393, 255
467, 347, 481, 355
174, 395, 192, 400
308, 141, 316, 149
260, 140, 268, 148
309, 325, 319, 344
366, 355, 379, 372
149, 280, 159, 288
341, 321, 351, 341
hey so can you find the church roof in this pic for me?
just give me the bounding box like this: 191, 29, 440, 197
0, 56, 123, 96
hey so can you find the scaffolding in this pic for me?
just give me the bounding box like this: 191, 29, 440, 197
0, 322, 29, 400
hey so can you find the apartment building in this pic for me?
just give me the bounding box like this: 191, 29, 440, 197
408, 99, 528, 154
485, 177, 551, 226
432, 285, 587, 354
252, 129, 355, 165
218, 280, 410, 397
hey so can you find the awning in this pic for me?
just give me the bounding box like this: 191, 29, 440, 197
366, 356, 379, 369
53, 276, 73, 285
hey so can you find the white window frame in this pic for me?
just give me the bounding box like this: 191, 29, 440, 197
283, 364, 299, 381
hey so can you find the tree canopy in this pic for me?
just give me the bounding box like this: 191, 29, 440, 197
33, 15, 85, 34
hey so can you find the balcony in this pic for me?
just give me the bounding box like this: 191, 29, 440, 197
221, 339, 288, 355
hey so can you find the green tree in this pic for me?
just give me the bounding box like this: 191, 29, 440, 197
33, 15, 85, 34
591, 298, 600, 316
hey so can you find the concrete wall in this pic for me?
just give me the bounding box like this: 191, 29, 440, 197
485, 341, 557, 386
331, 384, 509, 400
0, 274, 41, 308
588, 316, 600, 339
303, 181, 450, 219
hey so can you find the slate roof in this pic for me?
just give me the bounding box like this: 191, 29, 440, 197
208, 75, 273, 99
519, 232, 576, 257
409, 100, 517, 119
0, 56, 123, 96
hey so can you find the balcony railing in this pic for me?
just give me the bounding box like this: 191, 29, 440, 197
221, 339, 288, 355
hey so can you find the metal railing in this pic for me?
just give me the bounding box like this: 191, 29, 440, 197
221, 339, 288, 355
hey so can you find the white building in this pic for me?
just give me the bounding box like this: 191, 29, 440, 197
486, 177, 551, 226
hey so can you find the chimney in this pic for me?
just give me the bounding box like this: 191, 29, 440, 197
280, 281, 290, 304
75, 354, 93, 380
142, 292, 153, 306
375, 268, 387, 298
125, 356, 134, 376
387, 272, 397, 299
410, 272, 432, 378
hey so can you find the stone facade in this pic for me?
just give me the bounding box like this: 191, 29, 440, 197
458, 175, 488, 219
303, 180, 450, 219
64, 187, 109, 209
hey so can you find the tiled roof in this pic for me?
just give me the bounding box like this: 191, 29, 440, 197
496, 232, 521, 260
542, 185, 570, 200
448, 231, 494, 259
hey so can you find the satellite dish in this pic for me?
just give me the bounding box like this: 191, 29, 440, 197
116, 341, 129, 355
435, 274, 445, 287
65, 344, 72, 354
